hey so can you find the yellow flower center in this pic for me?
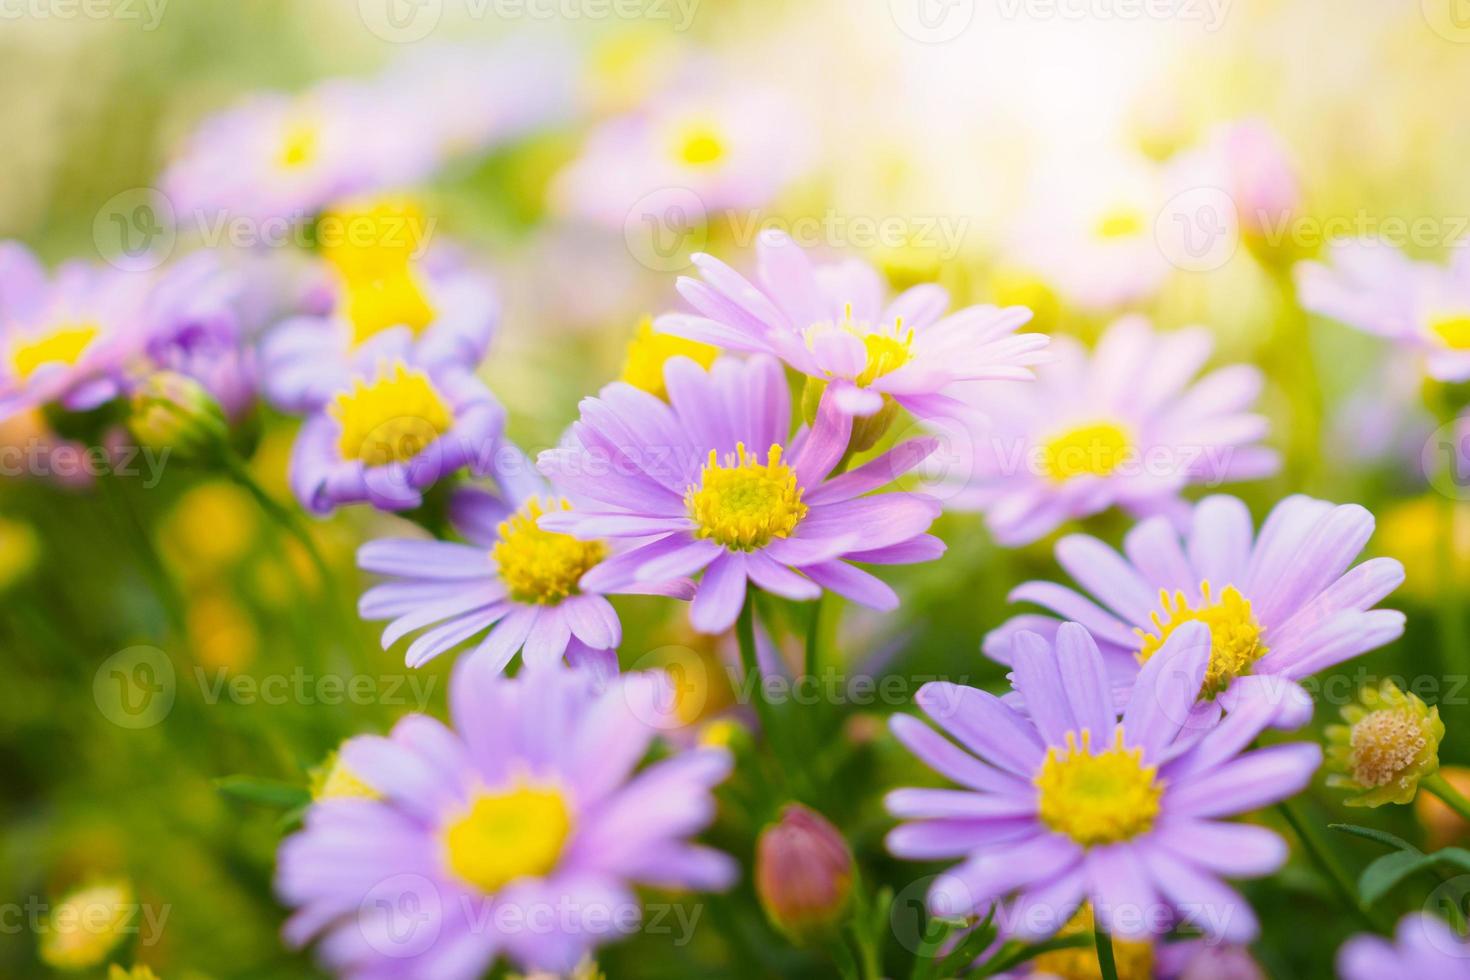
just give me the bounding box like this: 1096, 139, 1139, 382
1430, 313, 1470, 351
442, 784, 573, 894
1135, 582, 1267, 698
1350, 709, 1428, 789
10, 323, 100, 380
1031, 903, 1155, 980
673, 121, 726, 167
1039, 421, 1133, 482
687, 442, 807, 551
339, 269, 437, 345
620, 316, 719, 399
1036, 730, 1163, 847
330, 362, 453, 467
492, 498, 609, 605
808, 304, 915, 387
1095, 206, 1146, 239
277, 122, 319, 170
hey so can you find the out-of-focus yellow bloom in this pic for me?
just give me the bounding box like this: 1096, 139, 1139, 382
987, 264, 1061, 334
320, 195, 431, 281
186, 592, 258, 671
40, 879, 134, 970
1417, 765, 1470, 848
1377, 496, 1470, 603
310, 749, 381, 802
0, 515, 40, 591
620, 317, 718, 400
1326, 679, 1443, 806
1030, 903, 1153, 980
584, 29, 679, 115
697, 717, 745, 750
160, 482, 258, 578
109, 966, 160, 980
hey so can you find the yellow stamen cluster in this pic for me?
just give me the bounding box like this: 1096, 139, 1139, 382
277, 122, 319, 170
1095, 206, 1145, 239
688, 443, 807, 551
1430, 313, 1470, 350
1039, 421, 1133, 482
673, 121, 727, 166
1135, 582, 1267, 698
492, 498, 608, 605
330, 362, 453, 466
832, 303, 915, 387
1030, 903, 1155, 980
619, 316, 718, 399
1326, 680, 1444, 807
10, 323, 100, 380
442, 784, 573, 894
1036, 729, 1163, 847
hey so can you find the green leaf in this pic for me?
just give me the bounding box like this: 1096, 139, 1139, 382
1359, 850, 1436, 905
214, 775, 311, 809
1328, 823, 1421, 853
1432, 847, 1470, 872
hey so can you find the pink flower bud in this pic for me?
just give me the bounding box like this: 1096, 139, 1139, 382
755, 803, 854, 943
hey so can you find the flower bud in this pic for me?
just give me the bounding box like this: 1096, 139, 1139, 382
755, 803, 854, 943
1326, 679, 1443, 806
128, 371, 228, 463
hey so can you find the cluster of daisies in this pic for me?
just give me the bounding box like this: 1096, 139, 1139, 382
8, 34, 1470, 980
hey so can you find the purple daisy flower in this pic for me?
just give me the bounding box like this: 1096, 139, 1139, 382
0, 242, 153, 421
261, 233, 498, 415
288, 330, 502, 515
1338, 914, 1470, 978
536, 354, 945, 634
655, 230, 1047, 421
1297, 240, 1470, 382
939, 315, 1279, 546
553, 85, 813, 226
886, 620, 1320, 943
358, 462, 694, 674
162, 82, 436, 229
277, 660, 737, 978
983, 493, 1406, 727
144, 251, 275, 420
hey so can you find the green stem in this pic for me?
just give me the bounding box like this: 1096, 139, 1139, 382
1277, 800, 1381, 931
805, 593, 825, 679
1093, 922, 1118, 980
736, 595, 784, 769
221, 452, 353, 673
1425, 773, 1470, 826
100, 476, 188, 634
